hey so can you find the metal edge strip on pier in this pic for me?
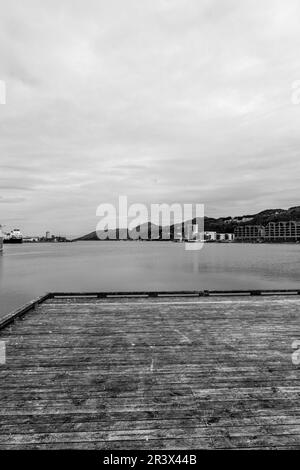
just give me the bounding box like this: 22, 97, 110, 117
49, 289, 300, 298
0, 293, 52, 330
1, 289, 300, 331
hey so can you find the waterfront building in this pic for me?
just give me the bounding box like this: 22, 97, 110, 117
23, 237, 39, 243
204, 231, 217, 241
265, 221, 300, 241
217, 233, 226, 241
234, 225, 265, 242
225, 233, 235, 241
234, 221, 300, 242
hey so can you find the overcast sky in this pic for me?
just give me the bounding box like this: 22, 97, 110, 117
1, 0, 300, 237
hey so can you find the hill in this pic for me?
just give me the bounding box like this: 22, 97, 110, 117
75, 206, 300, 240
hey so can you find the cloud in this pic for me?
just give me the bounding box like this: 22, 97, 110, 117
0, 0, 299, 235
0, 196, 26, 203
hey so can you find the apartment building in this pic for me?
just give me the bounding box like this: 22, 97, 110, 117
235, 221, 300, 242
234, 225, 265, 241
265, 221, 300, 241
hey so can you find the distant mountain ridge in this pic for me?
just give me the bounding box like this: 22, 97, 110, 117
75, 206, 300, 241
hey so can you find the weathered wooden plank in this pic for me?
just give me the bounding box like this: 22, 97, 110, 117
3, 411, 300, 436
0, 294, 300, 449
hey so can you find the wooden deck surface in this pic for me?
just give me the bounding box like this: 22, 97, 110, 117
0, 295, 300, 449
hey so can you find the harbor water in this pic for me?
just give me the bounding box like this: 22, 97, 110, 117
0, 241, 299, 318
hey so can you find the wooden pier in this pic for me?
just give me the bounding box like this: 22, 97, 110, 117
0, 290, 300, 449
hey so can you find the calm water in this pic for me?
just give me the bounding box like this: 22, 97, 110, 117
0, 241, 299, 317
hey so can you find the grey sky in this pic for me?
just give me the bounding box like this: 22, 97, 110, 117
0, 0, 300, 237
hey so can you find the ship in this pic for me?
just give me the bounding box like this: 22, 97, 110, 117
0, 225, 3, 253
3, 229, 23, 244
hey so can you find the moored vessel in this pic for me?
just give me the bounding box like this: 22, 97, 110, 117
0, 225, 3, 252
3, 228, 23, 244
